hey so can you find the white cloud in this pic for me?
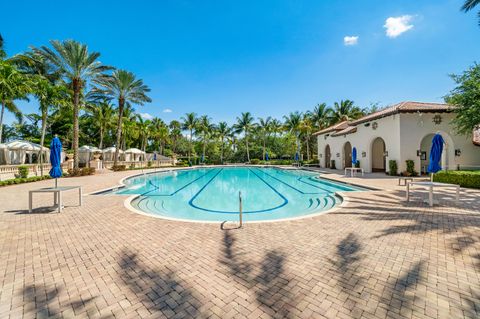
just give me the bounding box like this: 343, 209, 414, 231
139, 112, 153, 120
343, 36, 359, 46
163, 108, 173, 113
384, 15, 414, 38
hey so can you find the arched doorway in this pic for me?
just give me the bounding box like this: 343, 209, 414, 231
343, 142, 352, 168
419, 132, 455, 174
371, 137, 386, 172
325, 145, 331, 168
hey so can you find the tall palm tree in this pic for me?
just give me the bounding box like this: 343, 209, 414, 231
270, 118, 283, 150
308, 103, 332, 129
300, 113, 314, 161
258, 117, 271, 160
15, 52, 68, 174
197, 115, 213, 163
151, 117, 169, 155
86, 101, 115, 149
331, 100, 364, 124
216, 121, 231, 164
169, 120, 182, 154
136, 116, 151, 152
33, 40, 110, 168
284, 112, 303, 161
181, 112, 197, 162
462, 0, 480, 24
234, 112, 255, 162
92, 69, 151, 167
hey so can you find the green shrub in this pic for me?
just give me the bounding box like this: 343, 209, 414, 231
0, 175, 50, 187
354, 160, 360, 168
147, 161, 152, 168
18, 165, 29, 178
250, 159, 260, 165
405, 160, 417, 177
433, 171, 480, 189
389, 160, 398, 176
112, 165, 126, 171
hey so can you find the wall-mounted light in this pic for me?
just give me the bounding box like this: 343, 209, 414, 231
455, 149, 461, 157
336, 153, 340, 157
362, 151, 366, 158
372, 122, 378, 130
433, 114, 442, 125
383, 151, 389, 157
416, 150, 422, 157
319, 154, 323, 158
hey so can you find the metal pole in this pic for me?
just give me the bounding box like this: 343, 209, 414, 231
239, 191, 243, 228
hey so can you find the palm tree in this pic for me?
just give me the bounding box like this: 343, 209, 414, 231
136, 116, 151, 152
330, 100, 364, 124
181, 112, 197, 162
169, 120, 182, 154
33, 40, 110, 168
270, 118, 283, 150
308, 103, 332, 129
86, 101, 115, 149
216, 121, 231, 164
15, 52, 68, 174
462, 0, 480, 24
234, 112, 255, 162
258, 117, 271, 160
300, 113, 314, 161
92, 69, 151, 167
151, 117, 169, 155
284, 112, 303, 161
197, 115, 213, 163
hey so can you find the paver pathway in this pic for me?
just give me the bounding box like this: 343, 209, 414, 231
0, 168, 479, 318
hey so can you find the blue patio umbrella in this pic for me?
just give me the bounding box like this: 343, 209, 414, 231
352, 147, 357, 166
153, 152, 157, 160
265, 152, 270, 161
295, 152, 299, 162
49, 136, 63, 187
427, 134, 444, 177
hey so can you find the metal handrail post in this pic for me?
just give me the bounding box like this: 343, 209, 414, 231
239, 191, 243, 228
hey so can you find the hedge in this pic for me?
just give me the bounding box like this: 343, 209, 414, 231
0, 176, 50, 187
433, 170, 480, 189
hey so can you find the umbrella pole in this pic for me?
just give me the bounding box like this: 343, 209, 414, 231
55, 178, 58, 188
430, 173, 433, 182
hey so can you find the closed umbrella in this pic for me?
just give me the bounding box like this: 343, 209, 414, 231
49, 136, 63, 188
295, 152, 299, 162
265, 152, 270, 161
352, 147, 357, 167
427, 133, 444, 181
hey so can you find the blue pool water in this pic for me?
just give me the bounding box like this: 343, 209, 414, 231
112, 167, 364, 222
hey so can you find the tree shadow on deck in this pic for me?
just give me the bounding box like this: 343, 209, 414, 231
329, 233, 427, 318
21, 284, 109, 318
219, 229, 294, 318
118, 249, 200, 318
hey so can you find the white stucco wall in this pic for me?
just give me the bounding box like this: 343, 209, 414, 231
317, 114, 401, 173
399, 113, 480, 172
317, 112, 480, 174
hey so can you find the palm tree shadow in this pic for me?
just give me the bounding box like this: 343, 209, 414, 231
118, 249, 200, 318
219, 229, 295, 318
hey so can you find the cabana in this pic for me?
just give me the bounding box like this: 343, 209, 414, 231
0, 140, 50, 165
102, 147, 124, 161
79, 145, 100, 164
124, 148, 145, 162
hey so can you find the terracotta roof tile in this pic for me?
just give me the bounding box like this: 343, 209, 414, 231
313, 121, 349, 136
331, 126, 357, 137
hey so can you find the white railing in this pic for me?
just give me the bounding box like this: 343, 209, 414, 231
102, 159, 174, 169
0, 163, 70, 181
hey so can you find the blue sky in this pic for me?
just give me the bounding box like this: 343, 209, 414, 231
2, 0, 479, 125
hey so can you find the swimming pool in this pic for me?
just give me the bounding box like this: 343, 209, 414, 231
112, 167, 365, 222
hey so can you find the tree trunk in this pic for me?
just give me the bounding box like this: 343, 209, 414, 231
221, 137, 224, 164
246, 133, 250, 162
0, 101, 5, 143
306, 135, 310, 161
113, 97, 125, 167
188, 129, 193, 162
202, 134, 206, 163
39, 108, 47, 175
72, 79, 81, 169
99, 127, 104, 149
263, 136, 266, 161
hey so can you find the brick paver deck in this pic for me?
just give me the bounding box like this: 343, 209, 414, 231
0, 168, 479, 318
